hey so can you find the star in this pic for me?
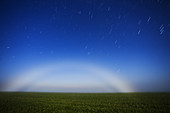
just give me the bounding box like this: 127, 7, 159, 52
6, 46, 10, 49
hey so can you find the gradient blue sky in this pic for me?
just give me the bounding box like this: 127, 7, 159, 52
0, 0, 170, 92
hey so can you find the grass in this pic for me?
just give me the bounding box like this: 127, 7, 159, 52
0, 92, 170, 113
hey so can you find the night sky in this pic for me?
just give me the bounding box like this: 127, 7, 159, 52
0, 0, 170, 92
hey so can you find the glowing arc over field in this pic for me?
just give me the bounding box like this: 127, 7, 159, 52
6, 62, 134, 92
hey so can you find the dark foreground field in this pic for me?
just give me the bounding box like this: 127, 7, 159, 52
0, 92, 170, 113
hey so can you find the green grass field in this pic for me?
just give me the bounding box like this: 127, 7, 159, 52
0, 92, 170, 113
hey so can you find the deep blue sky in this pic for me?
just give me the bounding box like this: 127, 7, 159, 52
0, 0, 170, 92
